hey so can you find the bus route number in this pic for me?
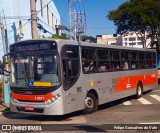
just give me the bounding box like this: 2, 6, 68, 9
34, 96, 45, 101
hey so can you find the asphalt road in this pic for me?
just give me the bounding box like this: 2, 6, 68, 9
0, 89, 160, 133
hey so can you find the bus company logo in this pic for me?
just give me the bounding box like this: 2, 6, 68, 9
126, 83, 131, 88
25, 91, 33, 94
2, 125, 12, 131
151, 74, 156, 77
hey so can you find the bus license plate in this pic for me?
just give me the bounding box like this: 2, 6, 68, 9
24, 107, 34, 111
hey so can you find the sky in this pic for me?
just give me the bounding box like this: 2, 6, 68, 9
54, 0, 127, 37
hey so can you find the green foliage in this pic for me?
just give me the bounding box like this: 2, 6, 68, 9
50, 33, 68, 39
107, 0, 160, 48
81, 35, 97, 43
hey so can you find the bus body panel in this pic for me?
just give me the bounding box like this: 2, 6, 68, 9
65, 69, 157, 114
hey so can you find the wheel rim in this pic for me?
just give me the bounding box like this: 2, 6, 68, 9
85, 97, 94, 109
137, 86, 142, 96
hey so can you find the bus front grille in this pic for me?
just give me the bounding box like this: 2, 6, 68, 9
11, 88, 49, 95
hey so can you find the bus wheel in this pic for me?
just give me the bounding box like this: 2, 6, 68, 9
83, 93, 97, 114
136, 83, 143, 99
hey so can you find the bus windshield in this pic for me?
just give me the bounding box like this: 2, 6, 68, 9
10, 54, 60, 87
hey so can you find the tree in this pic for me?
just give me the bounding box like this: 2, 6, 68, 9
81, 35, 97, 43
107, 0, 160, 49
50, 33, 68, 39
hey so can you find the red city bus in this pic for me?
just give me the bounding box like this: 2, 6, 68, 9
4, 39, 157, 115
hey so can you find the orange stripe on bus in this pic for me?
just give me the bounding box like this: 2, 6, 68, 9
11, 92, 53, 101
115, 73, 158, 93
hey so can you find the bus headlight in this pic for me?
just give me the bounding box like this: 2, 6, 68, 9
11, 97, 18, 103
10, 94, 18, 103
44, 94, 61, 104
13, 99, 18, 103
45, 99, 53, 104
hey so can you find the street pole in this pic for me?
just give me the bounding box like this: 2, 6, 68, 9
30, 0, 38, 39
74, 10, 77, 41
68, 0, 72, 40
0, 15, 6, 55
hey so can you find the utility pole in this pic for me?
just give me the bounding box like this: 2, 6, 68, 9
30, 0, 38, 39
0, 14, 6, 55
74, 10, 77, 41
68, 0, 73, 40
77, 11, 85, 41
68, 0, 86, 41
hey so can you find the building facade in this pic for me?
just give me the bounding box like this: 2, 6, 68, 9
122, 32, 151, 48
96, 34, 122, 46
97, 33, 151, 48
0, 0, 61, 58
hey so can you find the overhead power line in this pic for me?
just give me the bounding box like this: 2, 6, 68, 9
2, 16, 30, 19
37, 0, 53, 14
87, 27, 116, 30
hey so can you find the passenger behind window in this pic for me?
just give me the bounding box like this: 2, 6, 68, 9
88, 61, 96, 72
131, 63, 136, 69
123, 61, 129, 70
83, 60, 89, 73
115, 64, 120, 70
99, 64, 106, 72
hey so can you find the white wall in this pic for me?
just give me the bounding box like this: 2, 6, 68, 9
0, 0, 61, 59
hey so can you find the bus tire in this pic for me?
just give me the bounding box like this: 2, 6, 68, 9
136, 82, 143, 99
83, 93, 97, 114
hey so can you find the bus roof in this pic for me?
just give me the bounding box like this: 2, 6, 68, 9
10, 39, 156, 52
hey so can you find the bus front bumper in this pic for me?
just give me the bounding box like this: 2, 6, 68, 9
10, 98, 65, 115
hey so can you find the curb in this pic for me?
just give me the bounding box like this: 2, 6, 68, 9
0, 107, 10, 115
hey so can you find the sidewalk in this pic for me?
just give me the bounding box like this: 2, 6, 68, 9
0, 102, 10, 115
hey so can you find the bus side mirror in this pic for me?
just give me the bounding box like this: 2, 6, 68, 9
0, 63, 11, 76
0, 64, 4, 75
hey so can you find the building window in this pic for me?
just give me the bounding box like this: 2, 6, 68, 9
129, 43, 136, 46
129, 37, 136, 41
125, 42, 127, 46
138, 42, 143, 45
40, 0, 44, 17
138, 37, 145, 41
124, 38, 127, 41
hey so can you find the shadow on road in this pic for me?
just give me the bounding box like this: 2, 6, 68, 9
2, 109, 83, 122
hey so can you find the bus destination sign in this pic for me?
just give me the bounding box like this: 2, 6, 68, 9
11, 42, 57, 52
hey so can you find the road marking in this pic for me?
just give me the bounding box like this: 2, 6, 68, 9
152, 90, 160, 92
137, 97, 152, 104
139, 122, 160, 124
150, 95, 160, 102
123, 101, 132, 105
